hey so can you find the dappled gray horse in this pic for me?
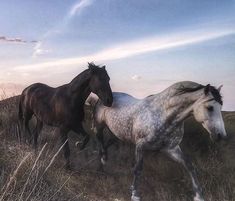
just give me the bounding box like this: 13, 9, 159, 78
87, 81, 227, 201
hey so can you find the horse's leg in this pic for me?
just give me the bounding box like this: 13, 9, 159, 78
23, 111, 33, 143
103, 136, 118, 162
58, 126, 71, 170
79, 132, 90, 151
104, 127, 118, 149
33, 119, 43, 151
18, 99, 24, 143
73, 125, 90, 150
96, 129, 107, 166
131, 144, 144, 201
164, 145, 204, 201
96, 128, 115, 165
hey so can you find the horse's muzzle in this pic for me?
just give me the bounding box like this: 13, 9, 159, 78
104, 97, 113, 107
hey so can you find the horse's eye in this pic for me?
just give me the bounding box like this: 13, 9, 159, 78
207, 106, 214, 112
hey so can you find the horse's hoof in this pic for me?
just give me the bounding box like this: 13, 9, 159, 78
131, 190, 141, 201
75, 141, 81, 147
75, 141, 84, 150
194, 194, 204, 201
101, 157, 106, 165
65, 163, 72, 171
131, 195, 141, 201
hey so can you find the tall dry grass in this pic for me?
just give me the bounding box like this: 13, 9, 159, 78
0, 95, 235, 201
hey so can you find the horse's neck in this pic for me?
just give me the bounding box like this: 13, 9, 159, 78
69, 70, 91, 105
153, 89, 203, 124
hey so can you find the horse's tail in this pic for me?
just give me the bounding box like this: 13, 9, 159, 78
86, 94, 99, 108
85, 95, 99, 133
18, 98, 23, 123
18, 96, 24, 141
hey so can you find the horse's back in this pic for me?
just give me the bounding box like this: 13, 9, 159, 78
20, 83, 56, 112
112, 92, 139, 107
94, 92, 141, 142
22, 83, 53, 95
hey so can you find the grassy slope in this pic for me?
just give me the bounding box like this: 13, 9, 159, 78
0, 96, 234, 201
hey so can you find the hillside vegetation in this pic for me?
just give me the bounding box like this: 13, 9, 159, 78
0, 96, 235, 201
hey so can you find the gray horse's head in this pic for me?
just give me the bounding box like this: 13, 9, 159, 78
193, 84, 227, 141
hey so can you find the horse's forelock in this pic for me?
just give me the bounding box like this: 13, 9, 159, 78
88, 62, 107, 75
208, 85, 223, 105
88, 62, 99, 69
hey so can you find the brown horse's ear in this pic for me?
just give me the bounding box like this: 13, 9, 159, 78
88, 62, 96, 72
204, 84, 210, 95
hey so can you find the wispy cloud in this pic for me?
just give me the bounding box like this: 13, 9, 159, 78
42, 0, 94, 38
94, 29, 235, 61
131, 75, 142, 81
69, 0, 94, 17
0, 36, 38, 44
32, 0, 95, 57
14, 27, 235, 72
33, 42, 51, 57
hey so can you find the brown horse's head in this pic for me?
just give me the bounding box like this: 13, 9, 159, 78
88, 62, 113, 107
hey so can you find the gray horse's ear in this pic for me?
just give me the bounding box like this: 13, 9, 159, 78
102, 65, 106, 70
217, 85, 223, 92
204, 84, 210, 95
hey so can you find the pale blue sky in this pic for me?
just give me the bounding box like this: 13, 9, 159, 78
0, 0, 235, 110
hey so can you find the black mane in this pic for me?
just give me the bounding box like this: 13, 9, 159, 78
177, 84, 205, 94
177, 84, 223, 105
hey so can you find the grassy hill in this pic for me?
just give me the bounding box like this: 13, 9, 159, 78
0, 96, 234, 201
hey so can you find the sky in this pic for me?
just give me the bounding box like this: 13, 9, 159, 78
0, 0, 235, 110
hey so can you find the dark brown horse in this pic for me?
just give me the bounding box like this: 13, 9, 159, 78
18, 63, 113, 169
